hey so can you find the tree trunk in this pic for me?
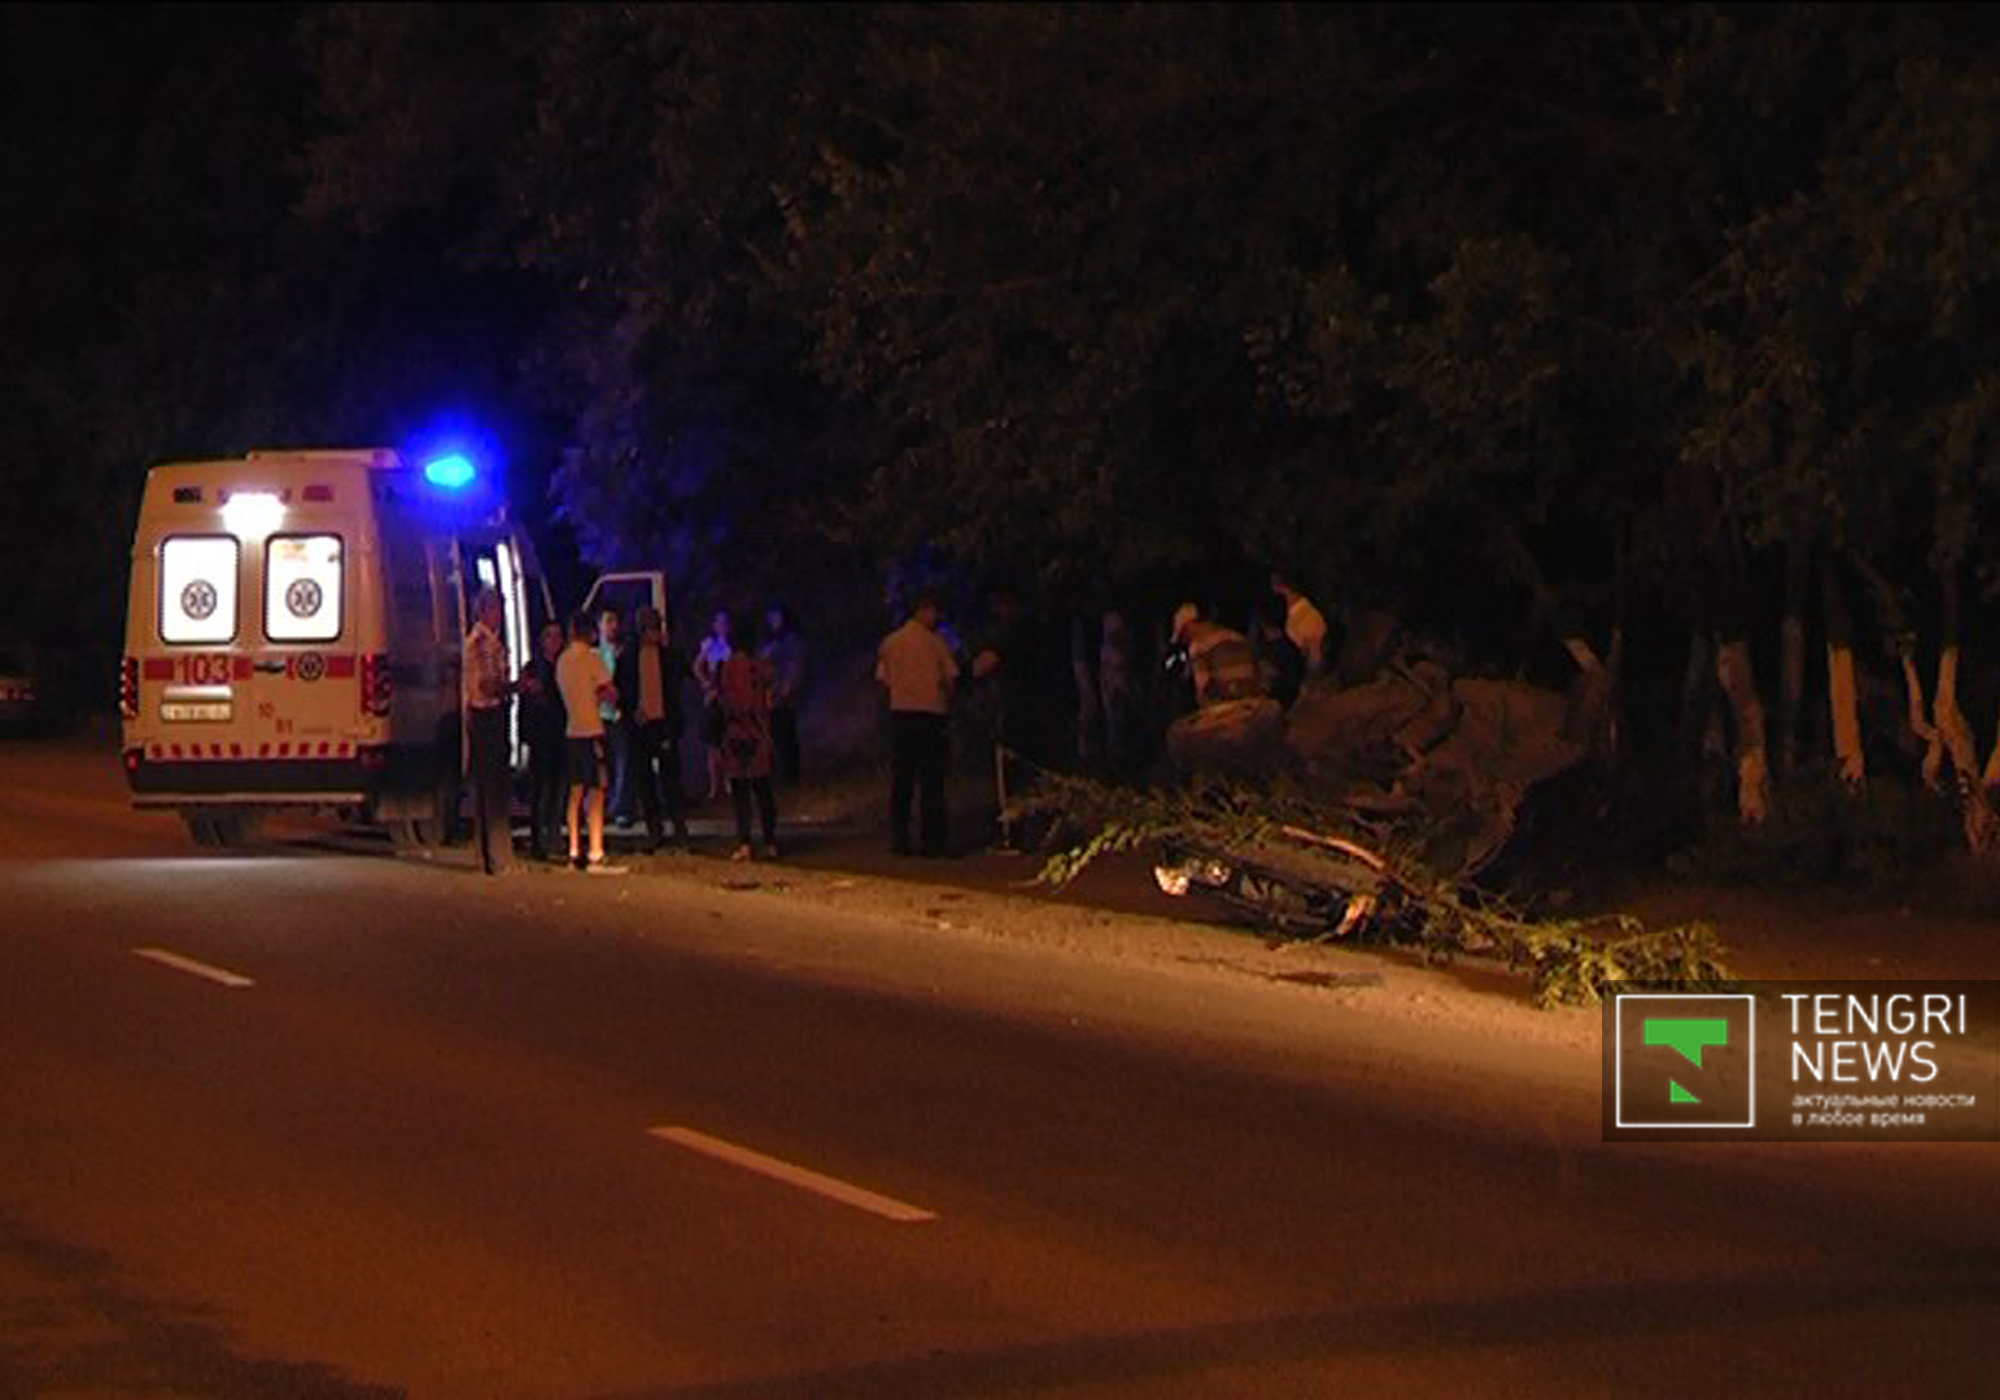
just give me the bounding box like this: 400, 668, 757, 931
1676, 628, 1715, 820
1778, 540, 1808, 779
1714, 638, 1770, 826
1932, 573, 2000, 856
1985, 710, 2000, 792
1930, 648, 1999, 854
1822, 561, 1864, 790
1900, 645, 1945, 792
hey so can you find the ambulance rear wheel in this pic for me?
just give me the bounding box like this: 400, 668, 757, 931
391, 767, 463, 849
182, 807, 262, 849
392, 812, 456, 849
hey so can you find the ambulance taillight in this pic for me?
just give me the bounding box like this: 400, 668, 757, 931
361, 652, 392, 717
120, 657, 140, 719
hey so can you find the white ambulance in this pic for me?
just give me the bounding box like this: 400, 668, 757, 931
120, 448, 554, 848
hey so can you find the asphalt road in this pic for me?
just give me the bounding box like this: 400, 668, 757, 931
1, 730, 1995, 1398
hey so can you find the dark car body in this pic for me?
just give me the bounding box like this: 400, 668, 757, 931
0, 641, 60, 732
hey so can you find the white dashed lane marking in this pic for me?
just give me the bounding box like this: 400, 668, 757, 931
132, 947, 256, 989
649, 1125, 938, 1223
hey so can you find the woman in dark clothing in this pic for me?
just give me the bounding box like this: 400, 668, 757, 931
519, 620, 569, 861
717, 612, 779, 860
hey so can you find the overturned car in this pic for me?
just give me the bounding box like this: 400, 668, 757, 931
1153, 643, 1610, 938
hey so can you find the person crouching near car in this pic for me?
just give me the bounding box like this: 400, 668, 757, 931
1164, 601, 1284, 780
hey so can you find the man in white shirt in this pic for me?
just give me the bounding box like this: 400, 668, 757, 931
462, 588, 513, 875
1271, 571, 1329, 677
556, 610, 624, 872
876, 591, 959, 856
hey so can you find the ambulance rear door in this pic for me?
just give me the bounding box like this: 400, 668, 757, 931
459, 526, 553, 769
247, 523, 372, 764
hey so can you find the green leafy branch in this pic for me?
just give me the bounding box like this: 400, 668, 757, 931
1017, 772, 1730, 1008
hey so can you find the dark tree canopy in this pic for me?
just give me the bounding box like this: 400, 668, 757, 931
12, 2, 2000, 850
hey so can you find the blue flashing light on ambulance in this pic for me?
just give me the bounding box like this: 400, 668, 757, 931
422, 453, 479, 492
121, 447, 610, 849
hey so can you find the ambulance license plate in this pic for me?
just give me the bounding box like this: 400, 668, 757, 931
160, 701, 232, 722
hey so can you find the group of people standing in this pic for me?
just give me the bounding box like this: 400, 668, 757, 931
868, 570, 1334, 859
463, 569, 1333, 878
467, 593, 807, 877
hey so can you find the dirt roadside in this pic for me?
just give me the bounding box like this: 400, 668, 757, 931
31, 721, 1999, 1032
706, 770, 2000, 987
568, 766, 2000, 1078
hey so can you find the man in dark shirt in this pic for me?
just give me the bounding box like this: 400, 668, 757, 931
617, 606, 692, 852
518, 619, 568, 861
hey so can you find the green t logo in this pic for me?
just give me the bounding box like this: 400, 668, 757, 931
1645, 1018, 1729, 1104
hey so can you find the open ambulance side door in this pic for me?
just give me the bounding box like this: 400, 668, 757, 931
576, 572, 672, 632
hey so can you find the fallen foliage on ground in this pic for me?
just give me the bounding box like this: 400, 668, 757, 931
1019, 772, 1730, 1008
